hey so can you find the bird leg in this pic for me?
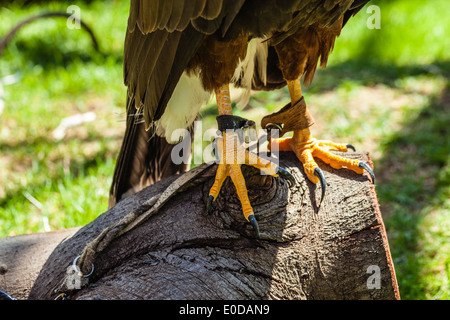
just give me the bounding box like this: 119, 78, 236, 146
208, 84, 294, 237
262, 79, 375, 204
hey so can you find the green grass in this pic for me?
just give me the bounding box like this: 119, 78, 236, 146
0, 0, 129, 234
1, 0, 449, 300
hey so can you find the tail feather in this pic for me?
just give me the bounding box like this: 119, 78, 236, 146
109, 96, 193, 208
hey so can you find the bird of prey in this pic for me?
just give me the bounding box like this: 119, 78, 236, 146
109, 0, 374, 235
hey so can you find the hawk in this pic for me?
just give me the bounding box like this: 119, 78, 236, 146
110, 0, 374, 235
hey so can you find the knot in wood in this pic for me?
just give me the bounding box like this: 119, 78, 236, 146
0, 263, 8, 275
205, 164, 294, 239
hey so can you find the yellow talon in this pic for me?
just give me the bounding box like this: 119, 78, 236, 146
209, 132, 278, 221
209, 85, 295, 236
268, 79, 374, 187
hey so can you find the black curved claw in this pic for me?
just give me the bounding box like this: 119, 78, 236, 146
264, 123, 283, 144
248, 214, 260, 238
264, 122, 283, 131
358, 162, 375, 184
314, 167, 326, 207
206, 195, 215, 213
346, 144, 356, 152
276, 166, 295, 186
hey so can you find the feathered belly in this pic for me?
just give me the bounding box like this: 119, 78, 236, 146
155, 38, 268, 144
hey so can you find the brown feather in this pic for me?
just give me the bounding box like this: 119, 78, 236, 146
112, 0, 371, 205
157, 0, 173, 30
166, 0, 184, 32
127, 0, 139, 32
192, 0, 207, 19
176, 1, 196, 31
143, 0, 157, 33
200, 0, 223, 20
143, 31, 182, 125
133, 31, 169, 112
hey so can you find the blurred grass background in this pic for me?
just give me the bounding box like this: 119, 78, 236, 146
0, 0, 448, 299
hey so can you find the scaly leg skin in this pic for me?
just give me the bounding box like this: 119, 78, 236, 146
207, 84, 294, 237
269, 79, 375, 204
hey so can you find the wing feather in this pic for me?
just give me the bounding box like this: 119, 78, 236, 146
200, 0, 223, 20
142, 0, 157, 33
134, 31, 169, 112
127, 0, 139, 32
156, 0, 173, 30
166, 0, 185, 32
275, 0, 302, 13
176, 0, 196, 31
137, 0, 148, 33
192, 0, 207, 19
143, 31, 182, 125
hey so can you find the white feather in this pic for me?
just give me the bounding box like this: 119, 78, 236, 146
231, 38, 268, 108
155, 71, 211, 143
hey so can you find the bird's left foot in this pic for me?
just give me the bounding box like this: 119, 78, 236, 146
261, 90, 375, 205
268, 131, 374, 204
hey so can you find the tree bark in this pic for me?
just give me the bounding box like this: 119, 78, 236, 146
0, 227, 80, 300
0, 152, 400, 300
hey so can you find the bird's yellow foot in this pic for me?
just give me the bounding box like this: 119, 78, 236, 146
268, 128, 374, 204
207, 115, 294, 237
261, 79, 375, 205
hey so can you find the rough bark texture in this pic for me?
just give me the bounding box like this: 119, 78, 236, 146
1, 152, 400, 300
0, 227, 80, 300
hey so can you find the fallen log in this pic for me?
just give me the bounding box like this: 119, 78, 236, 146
0, 152, 400, 300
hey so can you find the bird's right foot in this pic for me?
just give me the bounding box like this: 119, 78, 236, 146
207, 116, 294, 237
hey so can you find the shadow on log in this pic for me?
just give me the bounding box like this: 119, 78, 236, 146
0, 152, 400, 300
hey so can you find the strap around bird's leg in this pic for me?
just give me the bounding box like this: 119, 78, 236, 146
216, 114, 258, 143
260, 97, 315, 137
